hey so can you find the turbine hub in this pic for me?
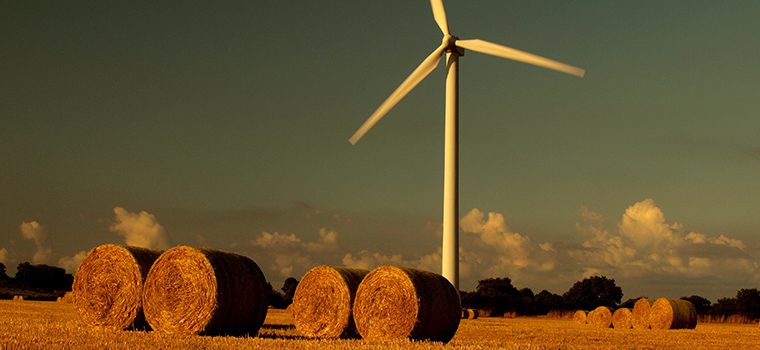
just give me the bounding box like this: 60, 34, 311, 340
442, 34, 463, 55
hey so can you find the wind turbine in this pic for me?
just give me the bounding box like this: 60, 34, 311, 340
348, 0, 585, 290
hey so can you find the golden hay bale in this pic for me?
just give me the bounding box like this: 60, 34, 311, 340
291, 265, 369, 339
353, 266, 461, 343
468, 308, 479, 319
612, 308, 633, 329
587, 306, 613, 328
460, 308, 479, 319
62, 291, 75, 304
632, 298, 652, 330
143, 246, 269, 336
649, 298, 697, 330
573, 310, 587, 324
72, 244, 160, 330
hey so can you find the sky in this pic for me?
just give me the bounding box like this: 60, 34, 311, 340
1, 1, 759, 302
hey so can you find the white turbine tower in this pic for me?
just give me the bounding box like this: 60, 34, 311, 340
349, 0, 585, 290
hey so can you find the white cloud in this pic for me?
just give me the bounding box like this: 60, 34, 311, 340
342, 250, 404, 270
58, 250, 88, 273
250, 227, 342, 279
618, 198, 681, 248
110, 207, 171, 250
19, 221, 52, 264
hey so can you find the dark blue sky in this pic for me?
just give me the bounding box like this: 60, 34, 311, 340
2, 1, 759, 300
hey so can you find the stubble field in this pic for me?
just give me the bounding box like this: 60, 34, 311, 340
0, 300, 757, 349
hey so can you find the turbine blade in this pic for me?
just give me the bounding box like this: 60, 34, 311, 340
430, 0, 449, 35
456, 39, 585, 77
349, 44, 446, 145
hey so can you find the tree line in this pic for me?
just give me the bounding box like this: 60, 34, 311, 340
268, 274, 760, 321
0, 262, 73, 291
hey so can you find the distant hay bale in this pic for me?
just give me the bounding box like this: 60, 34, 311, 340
468, 309, 479, 319
587, 306, 613, 328
632, 298, 652, 330
143, 246, 269, 336
13, 295, 23, 301
461, 309, 478, 319
612, 308, 633, 329
57, 291, 75, 304
353, 266, 461, 343
72, 244, 160, 330
62, 291, 75, 304
649, 298, 697, 330
573, 310, 587, 324
291, 265, 368, 338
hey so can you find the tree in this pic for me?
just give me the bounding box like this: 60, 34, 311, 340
0, 263, 8, 282
562, 276, 622, 310
281, 277, 299, 306
475, 277, 521, 315
533, 290, 564, 314
681, 295, 711, 315
267, 282, 287, 309
711, 297, 738, 317
735, 288, 760, 320
14, 262, 73, 290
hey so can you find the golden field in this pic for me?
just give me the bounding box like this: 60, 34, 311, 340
0, 300, 757, 349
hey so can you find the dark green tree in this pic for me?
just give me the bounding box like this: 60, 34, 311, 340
533, 290, 564, 314
735, 288, 760, 320
562, 276, 622, 310
681, 295, 711, 315
711, 297, 738, 317
281, 277, 299, 306
475, 277, 521, 315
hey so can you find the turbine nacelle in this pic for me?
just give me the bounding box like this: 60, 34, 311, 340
442, 34, 463, 55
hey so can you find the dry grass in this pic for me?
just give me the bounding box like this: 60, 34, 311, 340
143, 246, 269, 336
2, 301, 760, 349
291, 266, 368, 338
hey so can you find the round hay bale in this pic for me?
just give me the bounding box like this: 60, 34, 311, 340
612, 308, 633, 329
468, 309, 479, 319
587, 306, 613, 328
353, 266, 461, 343
291, 265, 368, 339
632, 298, 652, 330
143, 246, 269, 336
72, 244, 160, 330
573, 310, 587, 324
649, 298, 697, 330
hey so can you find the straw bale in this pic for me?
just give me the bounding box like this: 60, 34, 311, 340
632, 298, 652, 330
587, 306, 613, 328
649, 298, 697, 330
143, 246, 269, 336
461, 309, 479, 319
353, 266, 460, 343
72, 244, 160, 330
612, 307, 633, 329
291, 265, 368, 338
573, 310, 587, 324
467, 309, 479, 319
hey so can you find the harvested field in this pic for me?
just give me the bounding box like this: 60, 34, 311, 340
2, 300, 758, 349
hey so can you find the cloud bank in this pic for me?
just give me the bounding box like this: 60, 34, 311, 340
19, 221, 52, 264
110, 207, 171, 250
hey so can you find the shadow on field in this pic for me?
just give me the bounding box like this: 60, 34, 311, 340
257, 333, 308, 340
260, 324, 295, 330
